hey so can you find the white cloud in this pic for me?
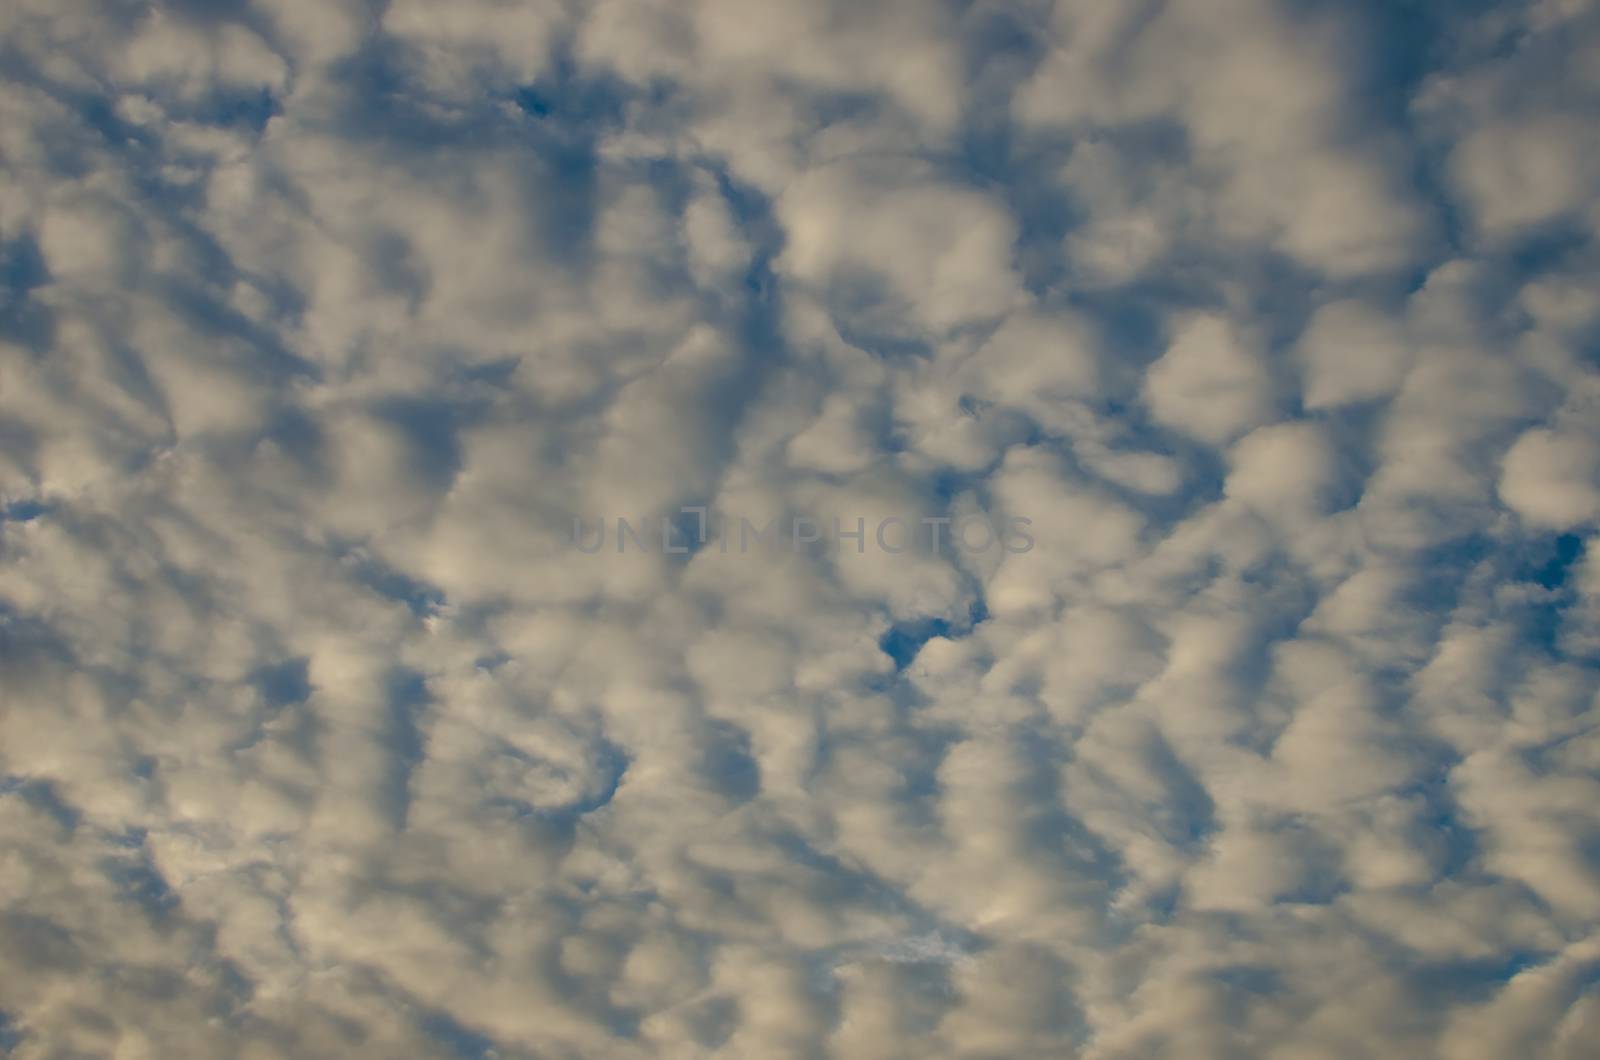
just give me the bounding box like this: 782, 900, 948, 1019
2, 0, 1599, 1057
777, 161, 1023, 335
1021, 0, 1428, 277
1500, 428, 1600, 530
1143, 313, 1275, 445
1296, 299, 1412, 410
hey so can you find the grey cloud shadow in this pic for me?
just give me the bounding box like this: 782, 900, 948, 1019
314, 38, 637, 273
0, 232, 54, 355
383, 667, 430, 832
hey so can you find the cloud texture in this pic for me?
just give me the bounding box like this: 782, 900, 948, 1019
2, 0, 1600, 1057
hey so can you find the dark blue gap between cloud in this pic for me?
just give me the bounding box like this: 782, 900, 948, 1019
880, 598, 989, 672
419, 1011, 497, 1060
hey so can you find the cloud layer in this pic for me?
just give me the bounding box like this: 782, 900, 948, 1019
2, 1, 1599, 1057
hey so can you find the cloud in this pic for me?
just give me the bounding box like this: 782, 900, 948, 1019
1501, 428, 1600, 530
1018, 0, 1431, 278
1143, 313, 1274, 446
1, 0, 1599, 1057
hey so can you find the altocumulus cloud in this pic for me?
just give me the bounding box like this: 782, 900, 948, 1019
1, 0, 1600, 1057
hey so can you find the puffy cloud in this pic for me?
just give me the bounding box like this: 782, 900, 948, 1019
2, 0, 1599, 1057
1295, 299, 1412, 410
1450, 117, 1600, 241
1225, 422, 1340, 515
1020, 0, 1429, 277
1143, 313, 1275, 445
1501, 428, 1600, 530
381, 0, 566, 100
776, 161, 1023, 336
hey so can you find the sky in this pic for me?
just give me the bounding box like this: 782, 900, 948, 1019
1, 0, 1599, 1057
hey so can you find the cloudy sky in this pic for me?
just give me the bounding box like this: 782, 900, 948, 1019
3, 0, 1600, 1057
